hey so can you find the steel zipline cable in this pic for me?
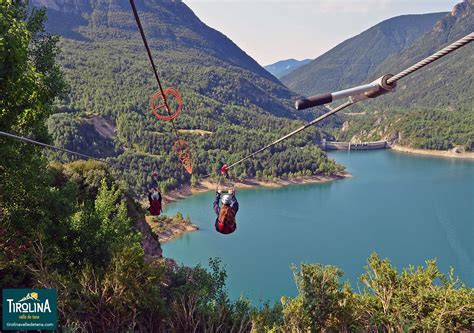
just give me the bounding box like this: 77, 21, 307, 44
2, 25, 471, 178
0, 1, 180, 175
129, 0, 194, 174
227, 101, 353, 169
220, 32, 474, 173
1, 1, 190, 175
0, 130, 130, 170
128, 0, 182, 140
387, 32, 474, 85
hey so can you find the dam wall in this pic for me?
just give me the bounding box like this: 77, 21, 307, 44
321, 139, 388, 151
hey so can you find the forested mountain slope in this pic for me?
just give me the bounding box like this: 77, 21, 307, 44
31, 0, 340, 194
281, 12, 446, 96
339, 0, 474, 151
2, 4, 473, 331
370, 0, 474, 109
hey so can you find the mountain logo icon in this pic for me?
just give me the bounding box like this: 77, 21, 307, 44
18, 292, 40, 302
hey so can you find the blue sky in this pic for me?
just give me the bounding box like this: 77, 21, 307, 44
183, 0, 460, 65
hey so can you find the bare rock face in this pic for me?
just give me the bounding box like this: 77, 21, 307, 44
30, 0, 92, 13
126, 199, 162, 259
341, 121, 350, 132
30, 0, 165, 13
134, 216, 163, 258
432, 0, 472, 33
451, 0, 470, 18
385, 131, 399, 144
452, 146, 465, 154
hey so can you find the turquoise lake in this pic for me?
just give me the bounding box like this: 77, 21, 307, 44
162, 150, 474, 303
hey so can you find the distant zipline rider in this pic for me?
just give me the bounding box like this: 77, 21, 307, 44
213, 164, 239, 234
148, 172, 162, 216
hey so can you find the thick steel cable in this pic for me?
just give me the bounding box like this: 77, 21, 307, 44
387, 32, 474, 85
225, 33, 474, 172
227, 101, 353, 169
128, 0, 182, 139
0, 130, 130, 170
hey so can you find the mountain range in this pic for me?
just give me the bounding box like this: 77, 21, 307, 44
338, 0, 474, 151
32, 0, 474, 193
281, 12, 447, 97
280, 0, 473, 151
369, 0, 473, 109
264, 58, 312, 79
32, 0, 337, 193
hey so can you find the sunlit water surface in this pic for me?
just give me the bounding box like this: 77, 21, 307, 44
162, 150, 474, 303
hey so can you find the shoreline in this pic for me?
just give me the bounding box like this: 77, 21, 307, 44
145, 215, 199, 244
153, 145, 472, 243
155, 173, 349, 243
157, 222, 199, 244
162, 172, 350, 204
391, 144, 474, 160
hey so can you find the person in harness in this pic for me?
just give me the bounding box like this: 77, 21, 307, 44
213, 188, 239, 234
148, 172, 162, 216
213, 164, 239, 234
148, 187, 162, 216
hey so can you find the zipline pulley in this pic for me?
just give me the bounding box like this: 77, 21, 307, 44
295, 74, 397, 110
217, 163, 235, 193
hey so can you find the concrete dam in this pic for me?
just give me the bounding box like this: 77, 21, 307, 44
321, 139, 388, 151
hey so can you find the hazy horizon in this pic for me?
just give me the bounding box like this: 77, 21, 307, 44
183, 0, 460, 65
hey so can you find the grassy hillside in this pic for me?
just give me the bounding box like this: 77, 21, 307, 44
33, 0, 341, 194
